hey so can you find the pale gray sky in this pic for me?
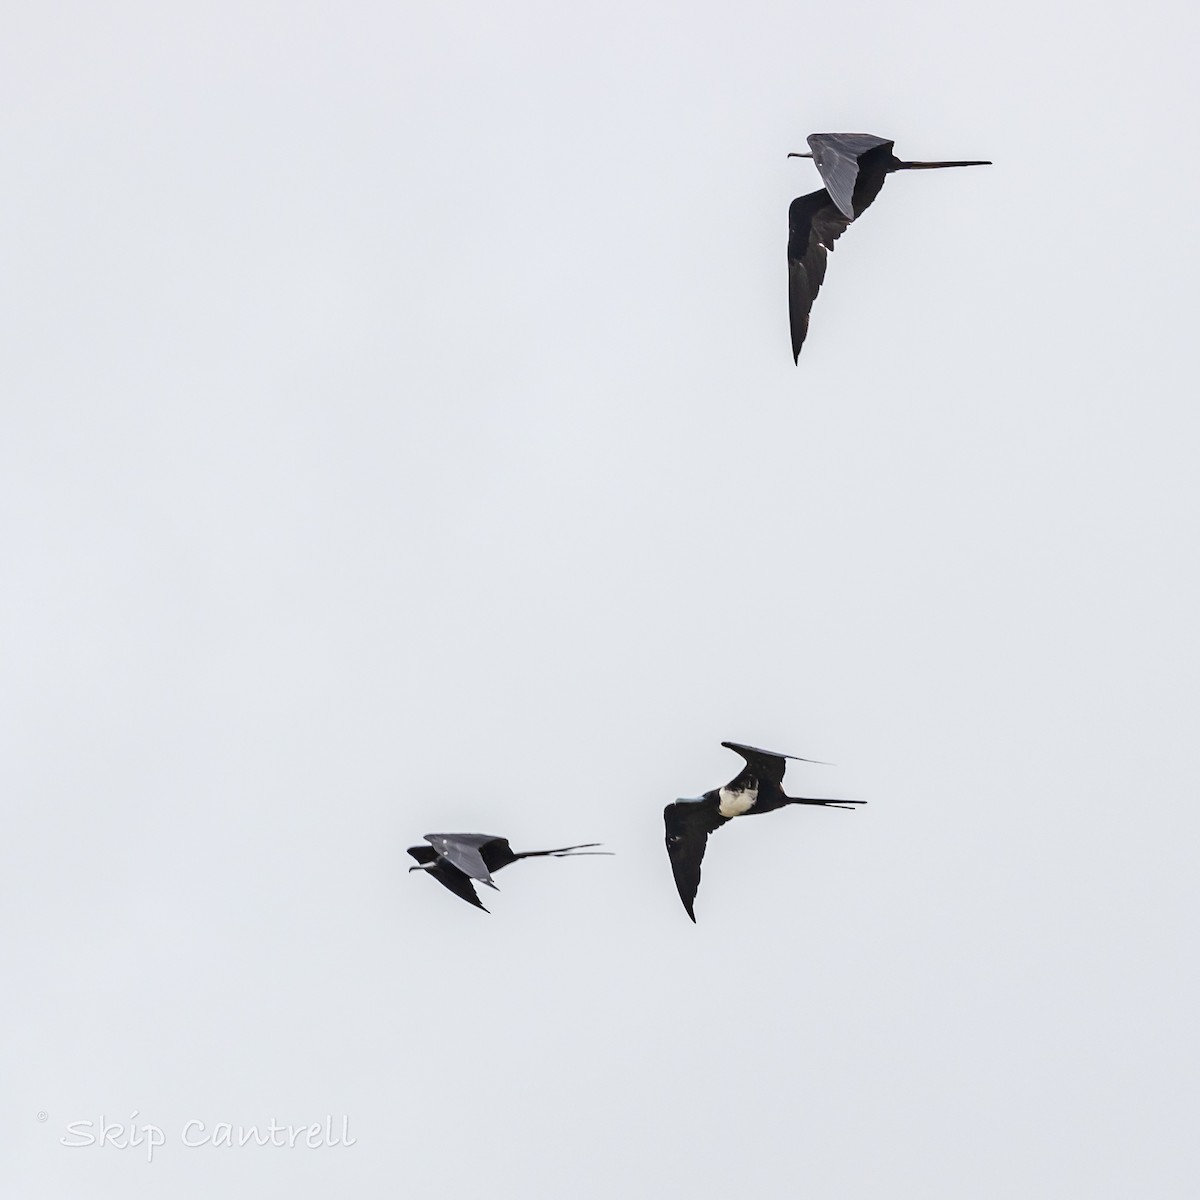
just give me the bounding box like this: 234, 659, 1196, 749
4, 1, 1199, 1196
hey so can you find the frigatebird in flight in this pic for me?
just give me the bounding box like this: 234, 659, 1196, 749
407, 833, 610, 912
788, 132, 991, 360
663, 742, 864, 922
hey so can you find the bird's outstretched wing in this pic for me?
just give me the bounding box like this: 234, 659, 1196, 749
407, 846, 489, 911
806, 133, 894, 220
663, 801, 728, 923
788, 189, 851, 361
424, 833, 502, 887
721, 741, 828, 789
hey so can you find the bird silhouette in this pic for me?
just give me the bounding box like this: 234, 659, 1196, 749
663, 742, 863, 922
407, 833, 610, 912
788, 132, 991, 361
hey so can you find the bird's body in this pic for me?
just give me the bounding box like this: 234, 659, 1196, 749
663, 742, 864, 922
787, 131, 991, 360
802, 133, 902, 221
407, 833, 608, 912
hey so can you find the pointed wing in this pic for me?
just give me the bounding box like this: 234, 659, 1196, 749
663, 802, 728, 923
427, 865, 489, 910
424, 833, 502, 886
788, 189, 851, 360
721, 741, 824, 788
806, 133, 894, 220
407, 846, 489, 911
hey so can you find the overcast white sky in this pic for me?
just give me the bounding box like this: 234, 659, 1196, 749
4, 1, 1199, 1196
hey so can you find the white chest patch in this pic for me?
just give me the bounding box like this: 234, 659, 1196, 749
718, 785, 758, 818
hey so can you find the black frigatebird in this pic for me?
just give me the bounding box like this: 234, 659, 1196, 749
407, 833, 610, 912
663, 742, 864, 922
788, 132, 991, 361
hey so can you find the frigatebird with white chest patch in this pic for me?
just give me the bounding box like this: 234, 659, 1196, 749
663, 742, 864, 922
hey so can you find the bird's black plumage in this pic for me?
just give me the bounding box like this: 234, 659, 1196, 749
798, 132, 991, 221
788, 189, 852, 361
407, 833, 609, 912
663, 801, 727, 924
787, 132, 991, 360
663, 742, 864, 922
407, 844, 491, 911
802, 133, 899, 221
